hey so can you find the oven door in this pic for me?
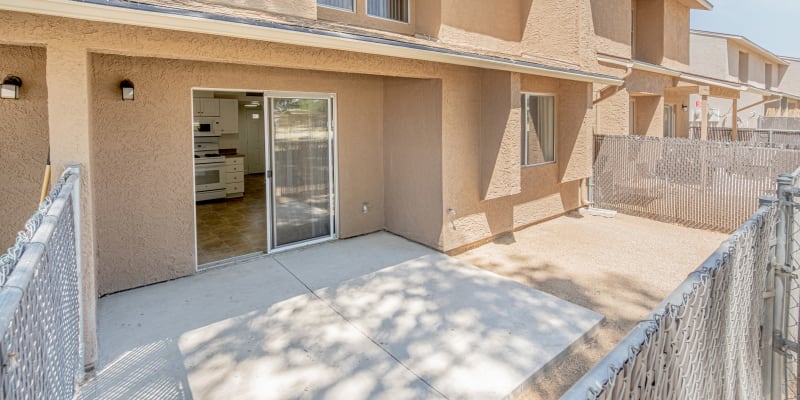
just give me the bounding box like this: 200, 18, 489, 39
195, 162, 226, 191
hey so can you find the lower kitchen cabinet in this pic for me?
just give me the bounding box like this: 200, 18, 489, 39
225, 156, 245, 198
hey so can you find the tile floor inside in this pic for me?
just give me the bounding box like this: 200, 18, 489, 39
195, 174, 267, 265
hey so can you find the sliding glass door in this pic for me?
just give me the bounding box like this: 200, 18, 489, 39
267, 94, 336, 250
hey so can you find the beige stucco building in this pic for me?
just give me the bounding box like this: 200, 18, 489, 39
0, 0, 638, 364
688, 30, 800, 128
591, 0, 716, 139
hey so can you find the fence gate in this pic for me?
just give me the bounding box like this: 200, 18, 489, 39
776, 174, 800, 400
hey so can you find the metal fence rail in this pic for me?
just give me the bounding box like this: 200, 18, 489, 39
689, 126, 800, 149
593, 134, 800, 232
0, 166, 83, 400
565, 161, 800, 399
760, 117, 800, 131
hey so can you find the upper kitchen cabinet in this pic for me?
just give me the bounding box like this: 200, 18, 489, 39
193, 98, 220, 117
219, 99, 239, 134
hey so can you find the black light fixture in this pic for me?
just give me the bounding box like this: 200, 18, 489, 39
1, 75, 22, 99
681, 104, 689, 112
120, 79, 134, 101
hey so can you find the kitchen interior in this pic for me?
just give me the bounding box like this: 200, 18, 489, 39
194, 89, 268, 265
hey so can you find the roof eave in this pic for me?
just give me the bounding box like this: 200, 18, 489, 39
0, 0, 622, 86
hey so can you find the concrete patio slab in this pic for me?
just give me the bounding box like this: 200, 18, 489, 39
78, 232, 603, 400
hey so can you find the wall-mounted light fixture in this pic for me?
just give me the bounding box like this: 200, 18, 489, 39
120, 79, 134, 101
1, 75, 22, 99
681, 104, 689, 112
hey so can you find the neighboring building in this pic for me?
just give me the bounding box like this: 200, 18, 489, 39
688, 30, 800, 129
0, 0, 625, 319
591, 0, 722, 139
768, 56, 800, 120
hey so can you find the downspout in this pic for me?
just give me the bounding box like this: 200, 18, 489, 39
581, 66, 630, 217
581, 65, 633, 218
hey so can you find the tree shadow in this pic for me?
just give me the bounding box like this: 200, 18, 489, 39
84, 232, 603, 400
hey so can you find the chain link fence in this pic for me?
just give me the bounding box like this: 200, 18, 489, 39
593, 134, 800, 232
689, 126, 800, 149
0, 166, 83, 400
563, 144, 800, 399
760, 117, 800, 131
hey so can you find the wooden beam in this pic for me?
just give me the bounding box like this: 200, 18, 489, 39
700, 95, 709, 140
709, 86, 741, 100
665, 86, 701, 96
593, 85, 621, 105
732, 98, 738, 141
739, 95, 781, 112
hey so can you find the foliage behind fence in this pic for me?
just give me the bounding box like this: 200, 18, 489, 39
593, 134, 800, 232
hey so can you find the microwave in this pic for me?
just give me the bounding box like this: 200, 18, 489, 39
193, 117, 221, 137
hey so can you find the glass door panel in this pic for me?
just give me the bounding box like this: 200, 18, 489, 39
269, 97, 334, 248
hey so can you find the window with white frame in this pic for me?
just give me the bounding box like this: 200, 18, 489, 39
318, 0, 355, 12
367, 0, 409, 23
522, 94, 556, 166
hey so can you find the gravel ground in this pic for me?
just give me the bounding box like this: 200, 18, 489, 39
456, 212, 729, 400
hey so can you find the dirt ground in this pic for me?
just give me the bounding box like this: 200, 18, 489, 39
456, 212, 729, 400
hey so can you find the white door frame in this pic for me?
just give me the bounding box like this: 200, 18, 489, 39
264, 91, 339, 253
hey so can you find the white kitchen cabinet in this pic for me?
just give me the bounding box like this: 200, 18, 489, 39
193, 98, 220, 117
219, 99, 239, 134
225, 156, 245, 198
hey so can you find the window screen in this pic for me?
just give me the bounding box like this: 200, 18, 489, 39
318, 0, 354, 12
522, 94, 556, 166
367, 0, 409, 22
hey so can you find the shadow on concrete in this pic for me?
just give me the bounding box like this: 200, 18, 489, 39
83, 232, 602, 400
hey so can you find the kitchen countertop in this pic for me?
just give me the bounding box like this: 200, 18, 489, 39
219, 149, 244, 157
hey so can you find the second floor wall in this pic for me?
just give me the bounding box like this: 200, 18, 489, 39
139, 0, 707, 74
690, 31, 789, 91
593, 0, 707, 71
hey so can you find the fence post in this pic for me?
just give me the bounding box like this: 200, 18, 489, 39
763, 195, 779, 400
774, 174, 794, 399
66, 163, 86, 385
770, 130, 775, 145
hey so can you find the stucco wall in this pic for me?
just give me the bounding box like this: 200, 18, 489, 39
521, 0, 588, 67
633, 96, 664, 136
634, 0, 664, 65
0, 45, 49, 250
595, 88, 631, 135
437, 0, 521, 54
690, 33, 730, 79
383, 78, 443, 249
1, 11, 598, 296
662, 0, 690, 70
414, 0, 441, 38
590, 0, 632, 59
440, 73, 592, 252
779, 60, 800, 96
90, 54, 386, 294
480, 70, 522, 200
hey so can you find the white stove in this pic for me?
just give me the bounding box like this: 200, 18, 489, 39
194, 139, 227, 201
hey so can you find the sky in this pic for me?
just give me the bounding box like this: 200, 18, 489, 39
691, 0, 800, 58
